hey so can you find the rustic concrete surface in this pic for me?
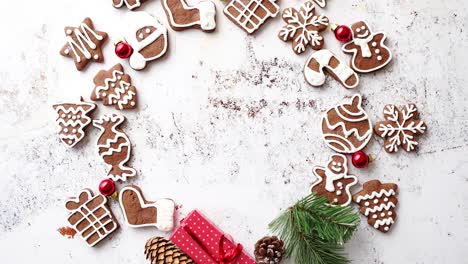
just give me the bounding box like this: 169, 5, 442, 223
0, 0, 467, 263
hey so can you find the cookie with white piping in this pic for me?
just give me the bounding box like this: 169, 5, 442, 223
162, 0, 216, 31
112, 0, 148, 10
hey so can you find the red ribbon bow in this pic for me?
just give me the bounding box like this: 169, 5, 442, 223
183, 225, 243, 264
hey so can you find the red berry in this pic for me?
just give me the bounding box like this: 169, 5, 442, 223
334, 25, 352, 42
115, 41, 133, 59
352, 151, 369, 168
99, 179, 116, 196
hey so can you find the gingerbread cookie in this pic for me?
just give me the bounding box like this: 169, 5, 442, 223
119, 185, 175, 231
91, 64, 138, 110
321, 94, 372, 154
310, 154, 357, 206
313, 0, 326, 8
123, 12, 169, 70
342, 21, 392, 73
60, 18, 108, 71
65, 189, 118, 247
353, 180, 398, 233
113, 0, 147, 10
53, 98, 96, 148
374, 104, 427, 153
304, 49, 359, 89
93, 114, 136, 181
224, 0, 279, 34
162, 0, 216, 31
278, 1, 329, 54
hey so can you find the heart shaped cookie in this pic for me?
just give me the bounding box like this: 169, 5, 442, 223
118, 185, 175, 231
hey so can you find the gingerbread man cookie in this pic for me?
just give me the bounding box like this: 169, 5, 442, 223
310, 154, 357, 206
162, 0, 216, 31
353, 180, 398, 233
374, 104, 427, 153
342, 21, 392, 73
278, 1, 329, 54
52, 98, 96, 148
60, 18, 108, 71
224, 0, 279, 34
304, 49, 359, 89
321, 94, 373, 154
93, 114, 136, 181
91, 64, 138, 110
119, 185, 175, 231
65, 189, 119, 247
113, 0, 147, 10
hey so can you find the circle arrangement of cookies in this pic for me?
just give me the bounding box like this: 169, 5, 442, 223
54, 0, 427, 263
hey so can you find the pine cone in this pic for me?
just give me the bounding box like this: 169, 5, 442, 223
254, 236, 285, 264
145, 237, 195, 264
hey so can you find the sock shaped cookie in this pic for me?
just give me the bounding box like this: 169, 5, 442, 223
304, 49, 359, 89
162, 0, 216, 31
93, 114, 136, 181
113, 0, 147, 10
119, 185, 175, 231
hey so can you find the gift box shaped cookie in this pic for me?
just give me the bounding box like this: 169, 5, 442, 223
169, 210, 255, 264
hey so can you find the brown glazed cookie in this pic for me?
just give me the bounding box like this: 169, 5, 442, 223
304, 49, 359, 89
93, 114, 136, 181
374, 104, 427, 153
65, 189, 118, 247
278, 1, 329, 54
113, 0, 148, 10
162, 0, 216, 31
353, 180, 398, 233
321, 94, 372, 153
52, 97, 96, 148
309, 154, 357, 206
119, 185, 175, 231
91, 64, 138, 110
123, 12, 169, 70
342, 21, 392, 73
224, 0, 279, 34
60, 18, 108, 71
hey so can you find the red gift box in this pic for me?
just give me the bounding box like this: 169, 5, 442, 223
169, 210, 255, 264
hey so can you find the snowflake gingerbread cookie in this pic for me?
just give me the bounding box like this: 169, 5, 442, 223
119, 185, 175, 231
60, 18, 108, 71
93, 114, 136, 181
91, 64, 138, 110
353, 180, 398, 233
278, 1, 329, 55
321, 94, 373, 154
374, 104, 427, 153
342, 21, 392, 73
65, 189, 119, 247
162, 0, 216, 31
310, 154, 357, 206
224, 0, 279, 34
52, 98, 96, 148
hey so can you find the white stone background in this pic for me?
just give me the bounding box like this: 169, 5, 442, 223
0, 0, 467, 263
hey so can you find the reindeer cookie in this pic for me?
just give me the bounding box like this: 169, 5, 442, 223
93, 114, 136, 181
162, 0, 216, 31
342, 21, 392, 73
310, 154, 357, 206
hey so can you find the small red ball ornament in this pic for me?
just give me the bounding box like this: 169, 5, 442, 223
99, 179, 116, 197
352, 151, 370, 168
332, 24, 352, 42
115, 41, 133, 59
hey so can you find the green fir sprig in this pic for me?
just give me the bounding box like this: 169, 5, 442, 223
269, 193, 360, 264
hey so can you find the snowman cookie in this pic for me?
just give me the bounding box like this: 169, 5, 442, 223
342, 21, 392, 73
310, 154, 357, 206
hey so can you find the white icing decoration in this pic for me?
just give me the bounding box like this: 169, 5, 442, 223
65, 189, 117, 247
162, 0, 216, 31
224, 0, 279, 34
313, 0, 326, 8
64, 21, 104, 63
336, 190, 342, 195
374, 217, 394, 228
94, 54, 99, 60
374, 198, 379, 204
94, 69, 137, 110
355, 189, 396, 203
304, 49, 359, 89
372, 214, 377, 219
377, 55, 382, 61
364, 202, 396, 216
372, 41, 377, 47
93, 114, 136, 181
375, 48, 380, 54
113, 0, 142, 10
118, 186, 175, 231
384, 226, 389, 231
365, 201, 369, 206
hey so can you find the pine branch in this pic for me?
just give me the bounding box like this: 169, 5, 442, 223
269, 193, 360, 264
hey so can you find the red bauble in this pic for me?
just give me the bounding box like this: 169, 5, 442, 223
352, 151, 369, 168
99, 179, 116, 196
115, 41, 133, 59
334, 25, 352, 42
